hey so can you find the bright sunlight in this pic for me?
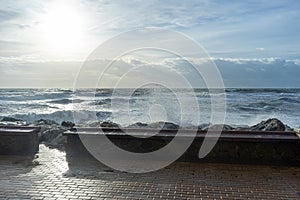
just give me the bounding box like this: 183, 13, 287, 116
39, 1, 85, 54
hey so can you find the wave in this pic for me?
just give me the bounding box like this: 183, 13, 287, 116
0, 89, 72, 101
93, 98, 111, 105
3, 110, 113, 124
95, 89, 113, 97
237, 106, 261, 112
0, 88, 300, 128
91, 97, 141, 106
96, 111, 112, 120
48, 99, 72, 104
48, 98, 84, 104
225, 88, 300, 94
275, 97, 300, 104
7, 110, 75, 124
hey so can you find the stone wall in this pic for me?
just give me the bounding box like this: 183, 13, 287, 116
65, 132, 300, 165
0, 126, 40, 156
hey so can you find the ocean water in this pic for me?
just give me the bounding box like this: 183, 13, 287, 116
0, 88, 299, 128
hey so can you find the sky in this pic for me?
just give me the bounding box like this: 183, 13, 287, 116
0, 0, 300, 88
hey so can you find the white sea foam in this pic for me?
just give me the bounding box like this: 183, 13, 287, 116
0, 88, 299, 127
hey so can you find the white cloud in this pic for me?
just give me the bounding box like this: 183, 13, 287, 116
256, 47, 265, 51
1, 0, 300, 61
0, 0, 300, 88
0, 61, 81, 88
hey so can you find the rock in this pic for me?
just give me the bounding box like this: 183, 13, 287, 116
198, 123, 211, 130
234, 125, 251, 131
99, 121, 120, 128
49, 134, 67, 149
86, 121, 101, 127
80, 121, 120, 128
34, 123, 68, 150
35, 123, 54, 138
250, 118, 285, 131
204, 124, 234, 131
35, 119, 58, 126
0, 117, 26, 126
61, 121, 75, 128
285, 124, 294, 132
147, 122, 179, 130
1, 116, 22, 122
126, 122, 148, 128
126, 121, 179, 130
40, 127, 65, 142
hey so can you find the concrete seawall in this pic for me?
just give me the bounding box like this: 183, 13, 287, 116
64, 128, 300, 165
0, 126, 40, 156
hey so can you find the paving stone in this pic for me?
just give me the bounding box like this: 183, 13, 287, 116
0, 144, 300, 199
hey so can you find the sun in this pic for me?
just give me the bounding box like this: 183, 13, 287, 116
39, 1, 85, 54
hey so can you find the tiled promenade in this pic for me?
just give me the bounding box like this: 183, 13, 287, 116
0, 145, 300, 200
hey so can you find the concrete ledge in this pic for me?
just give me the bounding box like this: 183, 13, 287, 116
63, 128, 300, 165
0, 126, 40, 156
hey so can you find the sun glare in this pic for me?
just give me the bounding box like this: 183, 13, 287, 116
40, 1, 85, 54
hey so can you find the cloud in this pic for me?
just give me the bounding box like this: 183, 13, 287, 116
1, 0, 299, 60
0, 56, 299, 88
0, 61, 81, 88
0, 0, 299, 88
256, 48, 265, 51
0, 9, 20, 23
212, 57, 300, 88
120, 57, 300, 88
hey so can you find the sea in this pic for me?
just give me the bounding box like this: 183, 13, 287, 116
0, 88, 299, 128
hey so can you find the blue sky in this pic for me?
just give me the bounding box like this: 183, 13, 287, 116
0, 0, 300, 87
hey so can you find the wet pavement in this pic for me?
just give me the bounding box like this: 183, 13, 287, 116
0, 145, 300, 199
